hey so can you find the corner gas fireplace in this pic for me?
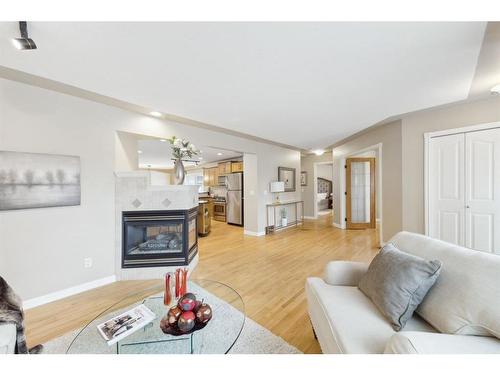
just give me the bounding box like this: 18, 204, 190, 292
122, 208, 198, 268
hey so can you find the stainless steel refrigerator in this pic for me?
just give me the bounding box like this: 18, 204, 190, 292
226, 172, 243, 226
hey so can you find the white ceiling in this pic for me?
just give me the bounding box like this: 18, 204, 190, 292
0, 22, 487, 149
137, 140, 241, 169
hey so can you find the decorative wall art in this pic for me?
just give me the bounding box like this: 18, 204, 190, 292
278, 167, 296, 192
300, 171, 308, 186
0, 151, 81, 211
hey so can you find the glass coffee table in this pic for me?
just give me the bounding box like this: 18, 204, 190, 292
66, 279, 245, 354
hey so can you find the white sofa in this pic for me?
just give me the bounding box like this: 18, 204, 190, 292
306, 231, 500, 354
0, 324, 16, 354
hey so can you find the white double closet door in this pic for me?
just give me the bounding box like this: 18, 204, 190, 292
428, 127, 500, 254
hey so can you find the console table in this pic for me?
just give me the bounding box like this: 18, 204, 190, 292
266, 200, 304, 233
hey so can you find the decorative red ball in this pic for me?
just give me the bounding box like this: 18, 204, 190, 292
179, 295, 196, 311
178, 311, 195, 332
195, 303, 212, 324
167, 305, 182, 327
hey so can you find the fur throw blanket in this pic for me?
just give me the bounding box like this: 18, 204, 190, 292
0, 276, 42, 354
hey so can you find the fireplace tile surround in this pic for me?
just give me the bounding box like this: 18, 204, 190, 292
115, 171, 199, 280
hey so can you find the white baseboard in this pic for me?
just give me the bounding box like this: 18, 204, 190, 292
23, 275, 117, 310
333, 222, 344, 229
244, 230, 266, 237
303, 216, 316, 220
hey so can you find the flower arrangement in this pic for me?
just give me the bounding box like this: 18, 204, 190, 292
167, 136, 199, 160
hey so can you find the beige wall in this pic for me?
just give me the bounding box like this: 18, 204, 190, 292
0, 78, 300, 300
402, 95, 500, 234
332, 120, 402, 242
300, 153, 334, 217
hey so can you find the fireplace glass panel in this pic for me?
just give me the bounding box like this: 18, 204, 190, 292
188, 217, 196, 250
125, 221, 184, 256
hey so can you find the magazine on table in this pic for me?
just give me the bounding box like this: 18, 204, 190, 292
97, 304, 156, 346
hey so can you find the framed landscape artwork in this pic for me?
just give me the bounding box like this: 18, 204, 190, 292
278, 166, 296, 192
0, 151, 81, 211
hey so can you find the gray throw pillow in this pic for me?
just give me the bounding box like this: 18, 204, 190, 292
358, 243, 442, 331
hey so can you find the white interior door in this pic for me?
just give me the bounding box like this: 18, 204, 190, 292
428, 133, 465, 246
465, 129, 500, 253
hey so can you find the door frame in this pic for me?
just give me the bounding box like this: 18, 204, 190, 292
338, 143, 383, 244
424, 121, 500, 236
346, 157, 376, 229
312, 161, 334, 219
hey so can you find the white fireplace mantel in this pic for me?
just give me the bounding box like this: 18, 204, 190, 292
114, 171, 199, 280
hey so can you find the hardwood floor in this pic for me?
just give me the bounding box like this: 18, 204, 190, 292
25, 214, 380, 353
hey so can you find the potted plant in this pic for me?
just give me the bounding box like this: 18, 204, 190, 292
280, 207, 288, 227
167, 136, 199, 184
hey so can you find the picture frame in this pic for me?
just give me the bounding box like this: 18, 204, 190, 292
0, 151, 81, 211
300, 171, 307, 186
278, 167, 296, 192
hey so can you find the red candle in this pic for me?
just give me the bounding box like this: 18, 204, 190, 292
182, 268, 189, 295
175, 269, 180, 298
164, 273, 172, 306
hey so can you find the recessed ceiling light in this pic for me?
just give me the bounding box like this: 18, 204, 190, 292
137, 150, 143, 154
159, 139, 167, 142
491, 84, 500, 95
198, 157, 203, 160
217, 152, 223, 156
313, 149, 325, 156
149, 111, 162, 117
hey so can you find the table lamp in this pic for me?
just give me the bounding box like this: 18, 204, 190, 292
269, 181, 285, 203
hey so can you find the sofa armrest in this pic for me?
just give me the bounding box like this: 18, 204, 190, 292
324, 261, 369, 286
0, 324, 17, 354
384, 331, 500, 354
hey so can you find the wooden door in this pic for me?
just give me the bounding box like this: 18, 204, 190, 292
428, 134, 465, 246
346, 158, 375, 229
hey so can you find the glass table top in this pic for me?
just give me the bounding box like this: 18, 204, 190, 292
66, 279, 245, 354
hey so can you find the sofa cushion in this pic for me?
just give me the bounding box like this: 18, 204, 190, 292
391, 232, 500, 339
306, 277, 436, 354
358, 243, 442, 331
384, 331, 500, 354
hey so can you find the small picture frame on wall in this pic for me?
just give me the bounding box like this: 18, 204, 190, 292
300, 171, 307, 186
278, 167, 296, 192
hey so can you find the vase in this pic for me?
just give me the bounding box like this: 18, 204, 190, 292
173, 158, 185, 185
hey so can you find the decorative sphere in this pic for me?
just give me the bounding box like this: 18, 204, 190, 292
167, 305, 182, 327
178, 311, 195, 332
179, 294, 196, 311
193, 300, 202, 313
160, 316, 170, 333
195, 303, 212, 324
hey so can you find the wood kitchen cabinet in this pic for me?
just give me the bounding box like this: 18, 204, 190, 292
203, 167, 219, 187
217, 162, 232, 175
231, 161, 243, 173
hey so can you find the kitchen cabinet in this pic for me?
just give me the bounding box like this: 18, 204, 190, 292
203, 167, 219, 187
231, 161, 243, 173
218, 162, 232, 175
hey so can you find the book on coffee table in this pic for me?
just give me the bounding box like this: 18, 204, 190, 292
97, 304, 156, 346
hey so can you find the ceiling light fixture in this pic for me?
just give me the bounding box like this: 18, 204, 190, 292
217, 152, 223, 156
150, 111, 162, 117
12, 21, 37, 50
159, 139, 167, 142
198, 157, 203, 160
313, 149, 325, 156
491, 84, 500, 95
137, 150, 143, 154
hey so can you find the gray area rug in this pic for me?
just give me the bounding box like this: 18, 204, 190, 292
41, 284, 301, 355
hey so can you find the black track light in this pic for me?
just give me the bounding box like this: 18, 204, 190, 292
12, 21, 37, 50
